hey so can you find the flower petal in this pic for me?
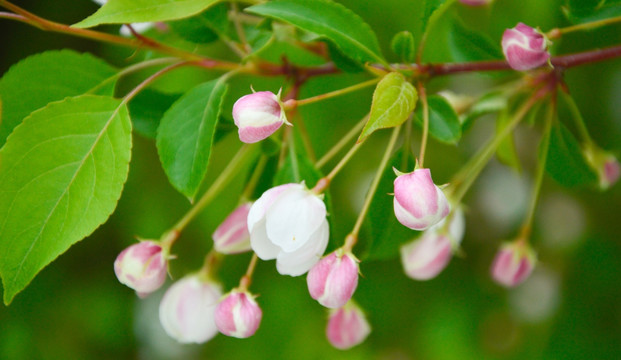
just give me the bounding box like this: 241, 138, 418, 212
249, 219, 280, 260
247, 183, 301, 233
276, 220, 329, 276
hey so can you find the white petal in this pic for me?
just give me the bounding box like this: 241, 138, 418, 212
266, 188, 326, 252
276, 220, 329, 276
249, 219, 280, 260
247, 183, 300, 233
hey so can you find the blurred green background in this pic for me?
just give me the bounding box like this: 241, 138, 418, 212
1, 0, 621, 359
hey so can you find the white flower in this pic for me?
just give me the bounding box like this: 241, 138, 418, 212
247, 183, 329, 276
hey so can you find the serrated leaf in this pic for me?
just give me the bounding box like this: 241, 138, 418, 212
391, 31, 416, 63
246, 0, 385, 65
0, 50, 117, 147
157, 79, 228, 200
128, 89, 180, 139
74, 0, 221, 28
0, 95, 132, 304
448, 18, 503, 62
546, 121, 598, 187
416, 95, 461, 144
362, 150, 418, 261
359, 72, 417, 142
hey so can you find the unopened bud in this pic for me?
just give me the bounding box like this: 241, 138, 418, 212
307, 250, 359, 308
214, 289, 263, 338
584, 144, 620, 190
232, 90, 288, 143
502, 23, 550, 71
212, 203, 252, 254
326, 301, 371, 350
114, 240, 167, 297
491, 241, 537, 287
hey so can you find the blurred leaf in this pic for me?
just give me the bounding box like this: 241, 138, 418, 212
359, 72, 417, 142
128, 89, 180, 138
168, 3, 229, 44
0, 50, 117, 147
416, 95, 461, 144
448, 17, 503, 62
391, 31, 416, 63
246, 0, 385, 65
546, 120, 598, 187
156, 79, 228, 200
462, 91, 507, 131
0, 95, 132, 304
362, 150, 418, 261
74, 0, 221, 28
563, 0, 621, 24
422, 0, 456, 34
326, 42, 365, 73
496, 109, 522, 172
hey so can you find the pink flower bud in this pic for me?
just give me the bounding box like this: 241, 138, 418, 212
491, 241, 537, 287
214, 290, 263, 338
459, 0, 492, 6
307, 250, 359, 308
326, 302, 371, 350
400, 208, 465, 280
502, 23, 550, 71
159, 275, 222, 344
212, 203, 252, 254
584, 144, 620, 190
114, 240, 167, 297
232, 90, 288, 143
393, 168, 450, 231
247, 183, 329, 276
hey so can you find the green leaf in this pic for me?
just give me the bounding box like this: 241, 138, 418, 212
462, 91, 507, 131
563, 0, 621, 24
422, 0, 455, 33
416, 95, 461, 144
391, 31, 416, 63
448, 18, 503, 62
74, 0, 221, 28
0, 95, 132, 304
156, 79, 228, 201
362, 150, 418, 261
168, 3, 229, 44
0, 50, 117, 147
128, 89, 180, 139
246, 0, 385, 65
359, 72, 417, 142
546, 121, 598, 187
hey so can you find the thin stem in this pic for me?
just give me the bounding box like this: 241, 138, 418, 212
560, 90, 592, 143
162, 145, 255, 247
87, 57, 178, 94
199, 250, 223, 281
316, 115, 368, 168
547, 15, 621, 39
351, 126, 401, 239
288, 78, 380, 108
241, 155, 268, 201
520, 98, 555, 239
239, 254, 259, 290
313, 140, 363, 193
295, 115, 317, 163
121, 62, 190, 104
418, 82, 430, 168
401, 115, 413, 171
231, 2, 250, 55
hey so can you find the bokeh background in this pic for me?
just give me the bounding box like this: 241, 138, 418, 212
1, 0, 620, 359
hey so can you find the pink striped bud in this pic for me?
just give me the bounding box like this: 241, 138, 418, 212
114, 240, 167, 297
459, 0, 492, 6
307, 250, 359, 308
400, 208, 465, 280
159, 275, 222, 343
394, 168, 450, 231
212, 203, 252, 254
584, 144, 620, 190
232, 90, 289, 143
214, 290, 263, 338
491, 241, 537, 287
326, 302, 371, 350
502, 23, 550, 71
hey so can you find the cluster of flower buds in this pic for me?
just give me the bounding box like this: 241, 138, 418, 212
502, 23, 550, 71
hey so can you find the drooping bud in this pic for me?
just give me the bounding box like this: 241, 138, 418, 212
502, 23, 550, 71
584, 144, 620, 190
214, 289, 263, 338
212, 203, 252, 254
326, 301, 371, 350
491, 241, 537, 287
159, 275, 222, 344
400, 208, 465, 280
393, 168, 450, 231
247, 183, 329, 276
114, 240, 167, 297
459, 0, 493, 6
232, 90, 288, 143
307, 250, 359, 308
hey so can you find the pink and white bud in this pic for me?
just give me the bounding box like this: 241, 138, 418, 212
114, 240, 167, 297
159, 275, 222, 344
394, 168, 450, 231
212, 203, 252, 254
326, 302, 371, 350
248, 183, 329, 276
400, 208, 465, 280
214, 290, 262, 338
459, 0, 492, 6
307, 250, 359, 308
491, 241, 537, 287
584, 144, 620, 190
502, 23, 550, 71
232, 90, 288, 143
